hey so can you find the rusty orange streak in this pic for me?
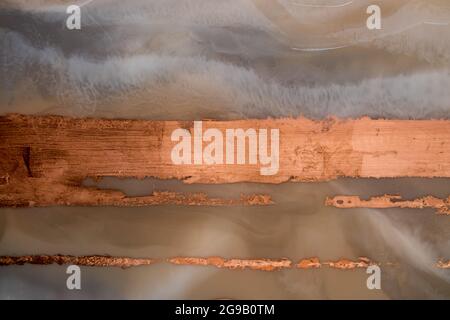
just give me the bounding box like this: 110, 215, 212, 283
297, 257, 375, 269
437, 260, 450, 269
326, 195, 450, 215
0, 254, 154, 268
2, 255, 444, 270
168, 257, 292, 271
170, 256, 378, 270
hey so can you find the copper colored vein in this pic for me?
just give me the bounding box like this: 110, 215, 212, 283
437, 260, 450, 269
1, 114, 450, 207
326, 195, 450, 215
169, 256, 378, 270
2, 255, 444, 270
168, 257, 292, 271
0, 255, 154, 268
297, 257, 376, 269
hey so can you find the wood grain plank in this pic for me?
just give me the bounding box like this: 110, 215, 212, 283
1, 114, 450, 207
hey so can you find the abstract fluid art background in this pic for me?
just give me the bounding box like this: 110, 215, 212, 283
0, 0, 450, 299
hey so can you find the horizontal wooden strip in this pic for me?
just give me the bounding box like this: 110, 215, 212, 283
325, 195, 450, 215
1, 114, 450, 207
1, 189, 272, 208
